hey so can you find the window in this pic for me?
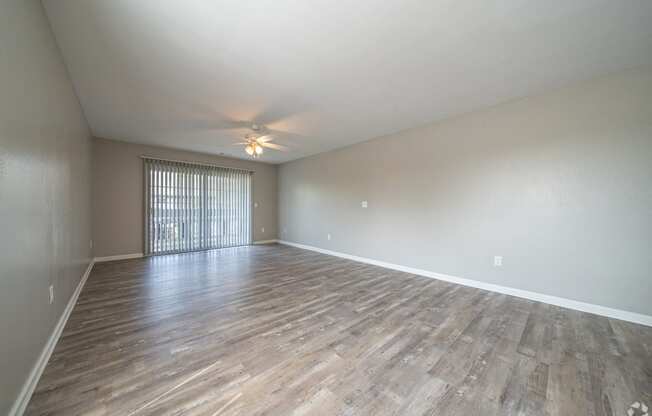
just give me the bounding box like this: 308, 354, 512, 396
143, 158, 252, 255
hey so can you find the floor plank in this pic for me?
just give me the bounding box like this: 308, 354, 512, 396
25, 244, 652, 415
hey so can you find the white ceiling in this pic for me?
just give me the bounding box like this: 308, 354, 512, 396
43, 0, 652, 164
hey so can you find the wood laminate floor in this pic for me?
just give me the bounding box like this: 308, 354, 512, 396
26, 244, 651, 416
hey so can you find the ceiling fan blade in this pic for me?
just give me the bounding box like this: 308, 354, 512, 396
261, 142, 288, 151
256, 135, 274, 143
266, 128, 309, 143
232, 142, 249, 145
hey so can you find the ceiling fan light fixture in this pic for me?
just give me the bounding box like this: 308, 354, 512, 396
235, 125, 284, 158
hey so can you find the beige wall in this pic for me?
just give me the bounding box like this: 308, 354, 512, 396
0, 1, 93, 414
279, 66, 652, 317
92, 138, 278, 257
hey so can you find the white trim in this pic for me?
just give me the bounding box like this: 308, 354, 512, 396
278, 240, 652, 327
253, 239, 278, 245
9, 260, 95, 416
94, 253, 143, 262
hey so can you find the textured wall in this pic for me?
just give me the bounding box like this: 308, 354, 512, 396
279, 67, 652, 316
92, 137, 278, 257
0, 1, 93, 414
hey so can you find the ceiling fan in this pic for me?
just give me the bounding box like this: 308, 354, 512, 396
234, 124, 287, 158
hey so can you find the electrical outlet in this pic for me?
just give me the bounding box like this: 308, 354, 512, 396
494, 256, 503, 267
89, 239, 93, 249
261, 227, 265, 233
361, 200, 368, 208
327, 233, 331, 241
49, 285, 54, 304
254, 202, 259, 208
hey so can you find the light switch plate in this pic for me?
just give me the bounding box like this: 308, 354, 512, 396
361, 201, 368, 208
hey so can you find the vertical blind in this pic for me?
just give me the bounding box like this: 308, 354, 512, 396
144, 157, 252, 255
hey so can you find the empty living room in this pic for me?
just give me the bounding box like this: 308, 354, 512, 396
2, 1, 652, 415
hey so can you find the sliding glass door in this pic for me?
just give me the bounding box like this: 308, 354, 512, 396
144, 158, 252, 255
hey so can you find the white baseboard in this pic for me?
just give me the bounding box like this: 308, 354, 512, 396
253, 239, 278, 245
278, 240, 652, 327
9, 260, 95, 416
94, 252, 143, 262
